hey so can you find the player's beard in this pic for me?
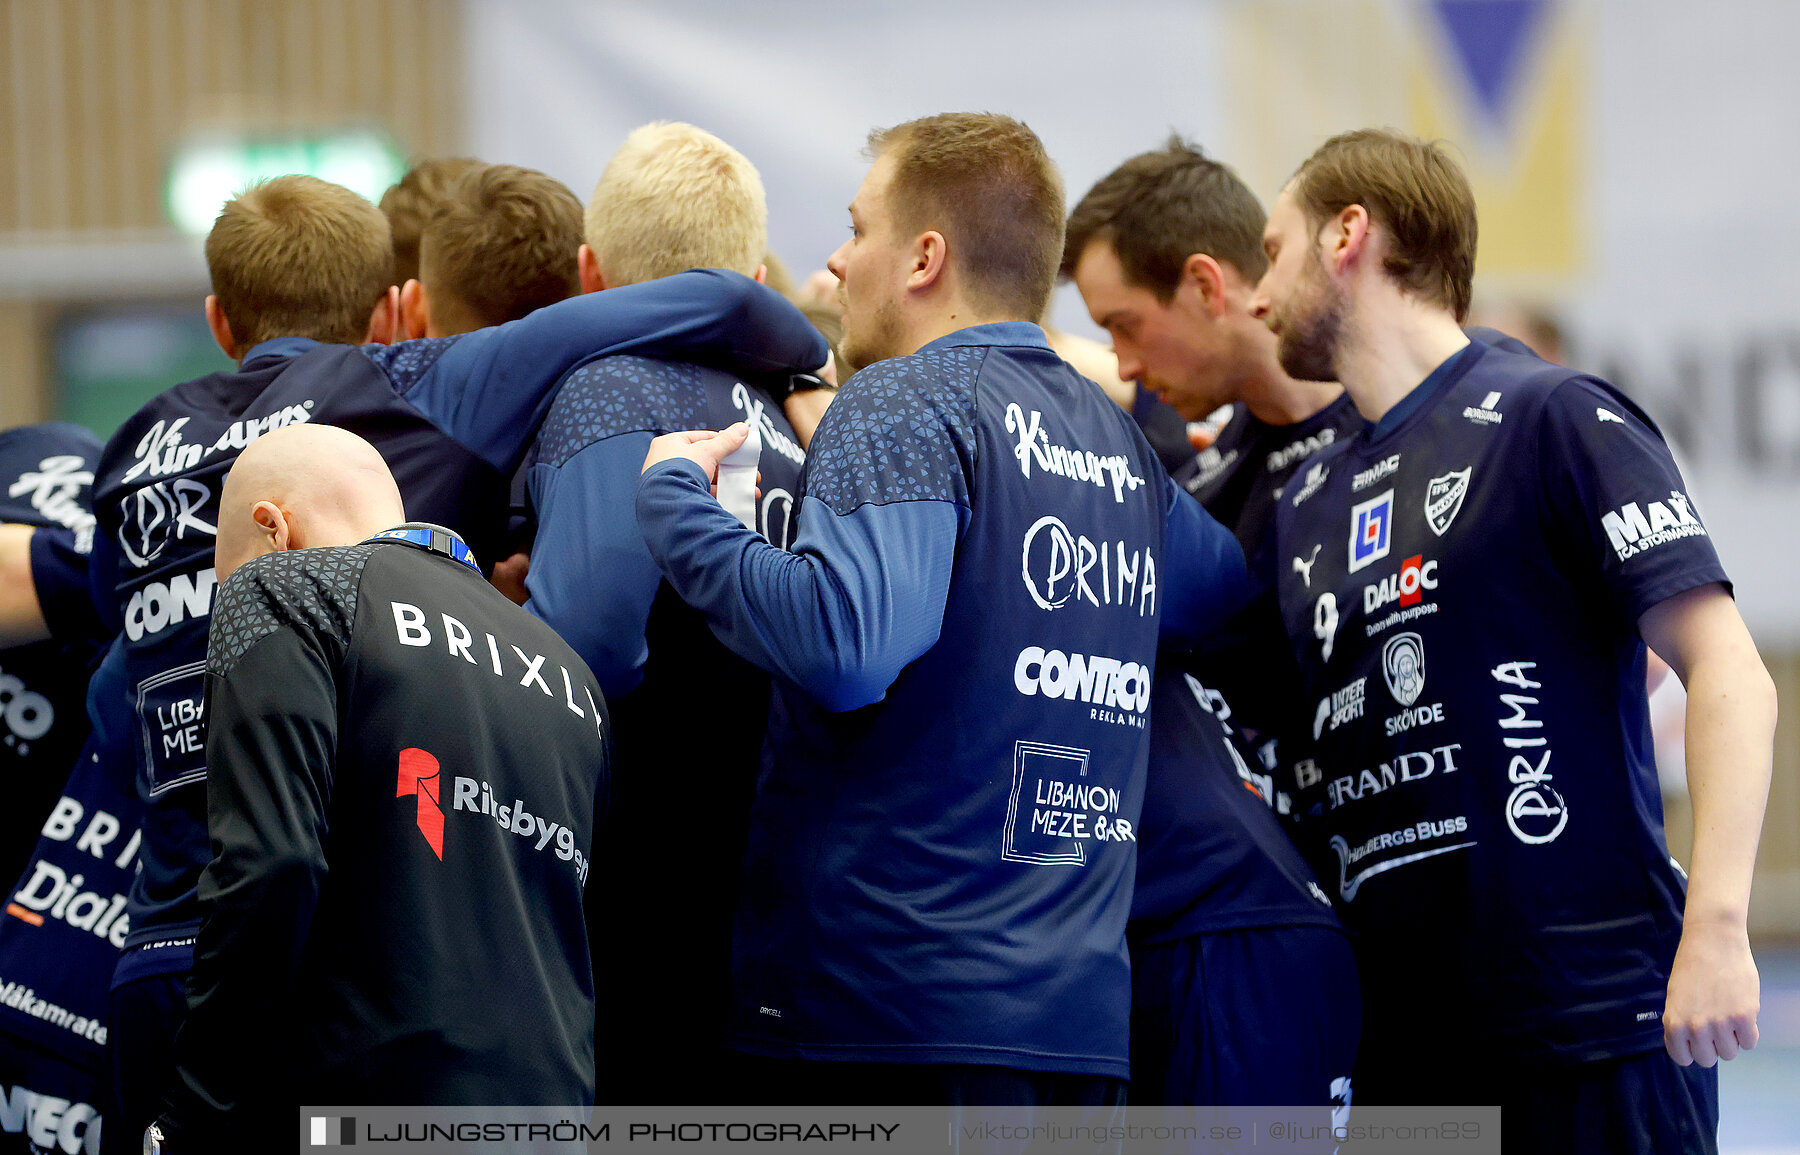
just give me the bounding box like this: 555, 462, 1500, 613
839, 295, 907, 377
1274, 252, 1345, 384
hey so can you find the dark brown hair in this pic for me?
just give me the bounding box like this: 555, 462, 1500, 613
1062, 136, 1267, 298
420, 164, 583, 331
1291, 129, 1477, 321
379, 157, 483, 284
869, 113, 1065, 321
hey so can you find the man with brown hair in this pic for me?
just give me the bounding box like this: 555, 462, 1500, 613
27, 171, 823, 1146
378, 156, 483, 285
1063, 139, 1362, 1107
397, 163, 584, 338
635, 112, 1249, 1106
1252, 129, 1772, 1151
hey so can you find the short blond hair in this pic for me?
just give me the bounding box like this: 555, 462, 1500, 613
206, 175, 393, 349
584, 122, 767, 286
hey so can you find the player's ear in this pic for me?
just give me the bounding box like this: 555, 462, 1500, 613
205, 296, 239, 361
578, 245, 607, 294
908, 231, 948, 292
364, 285, 401, 346
1182, 253, 1228, 319
399, 279, 432, 340
251, 500, 293, 552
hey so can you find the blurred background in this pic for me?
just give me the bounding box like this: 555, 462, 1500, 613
1, 0, 1795, 1145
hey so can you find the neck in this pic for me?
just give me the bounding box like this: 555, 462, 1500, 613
1238, 364, 1344, 426
1333, 292, 1470, 424
904, 294, 1019, 356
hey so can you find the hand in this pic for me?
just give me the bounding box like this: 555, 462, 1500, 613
642, 424, 751, 481
1663, 919, 1760, 1066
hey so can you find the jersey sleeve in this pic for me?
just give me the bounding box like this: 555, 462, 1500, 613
523, 433, 665, 699
1157, 477, 1254, 647
1536, 376, 1730, 625
160, 553, 357, 1147
634, 360, 970, 712
368, 270, 829, 474
28, 526, 106, 643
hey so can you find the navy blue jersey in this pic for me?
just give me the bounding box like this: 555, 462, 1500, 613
0, 641, 139, 1072
1174, 396, 1365, 816
86, 273, 827, 961
1129, 669, 1339, 944
525, 355, 809, 1100
1273, 340, 1725, 1060
638, 323, 1249, 1078
0, 424, 105, 889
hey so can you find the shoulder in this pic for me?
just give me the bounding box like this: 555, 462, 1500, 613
536, 355, 709, 466
208, 543, 383, 676
358, 336, 464, 392
803, 350, 985, 511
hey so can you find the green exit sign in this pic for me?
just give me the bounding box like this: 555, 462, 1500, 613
165, 130, 406, 236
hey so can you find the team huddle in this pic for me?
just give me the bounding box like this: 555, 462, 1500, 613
0, 113, 1775, 1154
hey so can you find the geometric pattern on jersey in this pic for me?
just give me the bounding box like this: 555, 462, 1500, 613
206, 543, 377, 676
535, 356, 710, 467
357, 336, 461, 394
803, 347, 982, 514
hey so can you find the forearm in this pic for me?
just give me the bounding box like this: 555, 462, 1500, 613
0, 525, 49, 646
1680, 650, 1777, 925
637, 460, 955, 711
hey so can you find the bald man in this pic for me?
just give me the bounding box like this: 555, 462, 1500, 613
149, 427, 607, 1152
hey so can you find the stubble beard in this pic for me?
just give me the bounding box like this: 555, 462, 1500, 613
1275, 259, 1345, 384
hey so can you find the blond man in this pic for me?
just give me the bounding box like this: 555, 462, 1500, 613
519, 120, 829, 1104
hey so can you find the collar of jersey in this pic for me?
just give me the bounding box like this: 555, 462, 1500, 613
918, 321, 1051, 354
363, 523, 481, 574
1365, 339, 1484, 445
240, 336, 322, 369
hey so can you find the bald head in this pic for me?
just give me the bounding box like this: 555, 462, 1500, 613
214, 425, 405, 582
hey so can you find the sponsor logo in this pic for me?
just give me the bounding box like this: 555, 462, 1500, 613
1362, 554, 1438, 614
450, 770, 589, 884
1292, 544, 1322, 588
1020, 516, 1157, 617
1352, 454, 1400, 492
1325, 743, 1463, 809
1185, 446, 1240, 492
119, 404, 314, 488
390, 602, 605, 739
115, 479, 216, 569
1004, 404, 1145, 503
1601, 491, 1706, 561
731, 380, 804, 465
1331, 1077, 1354, 1133
1347, 489, 1393, 573
396, 748, 445, 860
123, 567, 216, 641
1291, 461, 1329, 507
1463, 390, 1504, 425
1313, 677, 1368, 739
0, 1081, 104, 1152
1312, 592, 1340, 662
1380, 631, 1446, 735
8, 456, 96, 550
1381, 632, 1427, 707
1013, 647, 1150, 726
1424, 468, 1472, 536
1327, 816, 1475, 900
0, 663, 54, 755
1001, 741, 1136, 865
136, 662, 208, 796
1266, 428, 1337, 473
1492, 661, 1569, 845
1597, 408, 1626, 424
